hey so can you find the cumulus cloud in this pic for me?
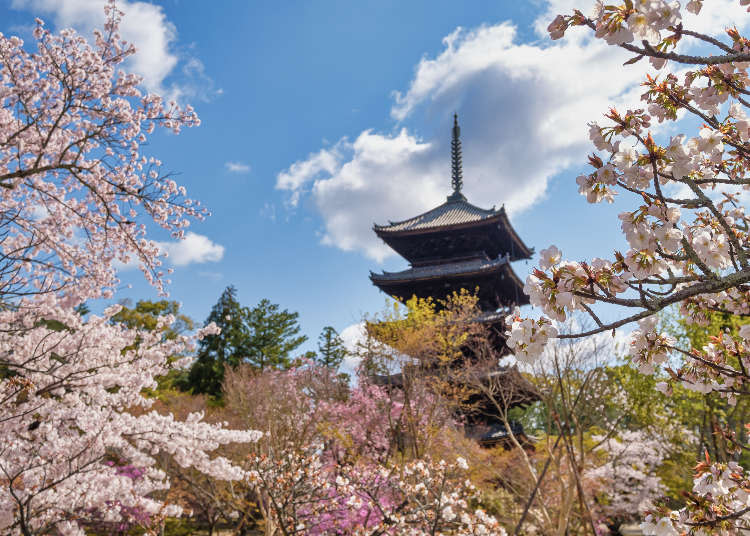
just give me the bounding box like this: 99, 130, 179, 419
198, 270, 223, 281
277, 143, 344, 208
10, 0, 210, 100
158, 232, 225, 266
339, 321, 367, 375
225, 161, 251, 174
276, 1, 750, 263
340, 321, 366, 352
277, 19, 639, 261
279, 129, 443, 260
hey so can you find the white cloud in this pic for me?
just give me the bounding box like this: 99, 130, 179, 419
158, 232, 225, 266
277, 18, 644, 261
340, 321, 366, 353
276, 1, 750, 262
277, 143, 344, 208
10, 0, 209, 100
225, 161, 251, 174
339, 321, 367, 374
198, 270, 223, 281
281, 129, 442, 260
177, 56, 222, 103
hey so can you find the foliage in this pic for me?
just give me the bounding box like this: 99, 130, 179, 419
111, 299, 195, 394
186, 285, 249, 397
316, 326, 348, 370
112, 299, 195, 339
185, 288, 307, 398
243, 298, 307, 370
366, 292, 481, 369
213, 359, 492, 535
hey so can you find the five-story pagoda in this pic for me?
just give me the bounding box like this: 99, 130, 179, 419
369, 115, 539, 448
370, 115, 532, 338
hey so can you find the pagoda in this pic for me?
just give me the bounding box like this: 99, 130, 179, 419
371, 115, 532, 336
369, 115, 538, 448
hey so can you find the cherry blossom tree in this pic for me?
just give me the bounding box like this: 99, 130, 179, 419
508, 0, 750, 533
586, 430, 668, 527
0, 4, 261, 535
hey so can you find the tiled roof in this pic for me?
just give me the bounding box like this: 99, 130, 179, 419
370, 255, 509, 283
373, 198, 503, 233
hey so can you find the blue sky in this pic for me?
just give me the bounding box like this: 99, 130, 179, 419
3, 0, 748, 355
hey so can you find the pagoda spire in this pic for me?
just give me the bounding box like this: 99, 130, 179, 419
448, 113, 466, 202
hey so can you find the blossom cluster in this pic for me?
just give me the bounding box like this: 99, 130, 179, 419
0, 2, 203, 302
586, 430, 668, 523
508, 1, 750, 381
505, 305, 559, 362
549, 0, 701, 51
245, 447, 504, 536
319, 377, 454, 462
0, 298, 261, 535
642, 459, 750, 535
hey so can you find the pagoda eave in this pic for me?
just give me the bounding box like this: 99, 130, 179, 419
374, 207, 533, 262
370, 255, 519, 284
370, 256, 529, 308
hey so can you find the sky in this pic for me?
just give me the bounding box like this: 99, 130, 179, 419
3, 0, 749, 357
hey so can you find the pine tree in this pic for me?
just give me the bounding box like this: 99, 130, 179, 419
185, 286, 248, 397
244, 298, 307, 370
184, 290, 308, 397
316, 326, 347, 370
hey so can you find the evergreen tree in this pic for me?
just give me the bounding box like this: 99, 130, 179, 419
184, 289, 308, 397
244, 298, 307, 370
316, 326, 347, 370
186, 286, 248, 397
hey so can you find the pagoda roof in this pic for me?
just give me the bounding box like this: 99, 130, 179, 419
370, 254, 530, 309
373, 200, 533, 260
466, 421, 536, 449
374, 196, 502, 234
372, 115, 532, 260
370, 254, 513, 284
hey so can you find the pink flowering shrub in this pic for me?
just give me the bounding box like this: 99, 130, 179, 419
319, 380, 404, 462
84, 463, 153, 534
319, 373, 457, 464
223, 363, 347, 455
245, 446, 504, 536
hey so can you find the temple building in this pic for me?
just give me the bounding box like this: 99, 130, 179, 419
369, 115, 539, 448
370, 115, 533, 347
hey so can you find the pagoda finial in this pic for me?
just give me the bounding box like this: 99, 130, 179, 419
448, 113, 465, 202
